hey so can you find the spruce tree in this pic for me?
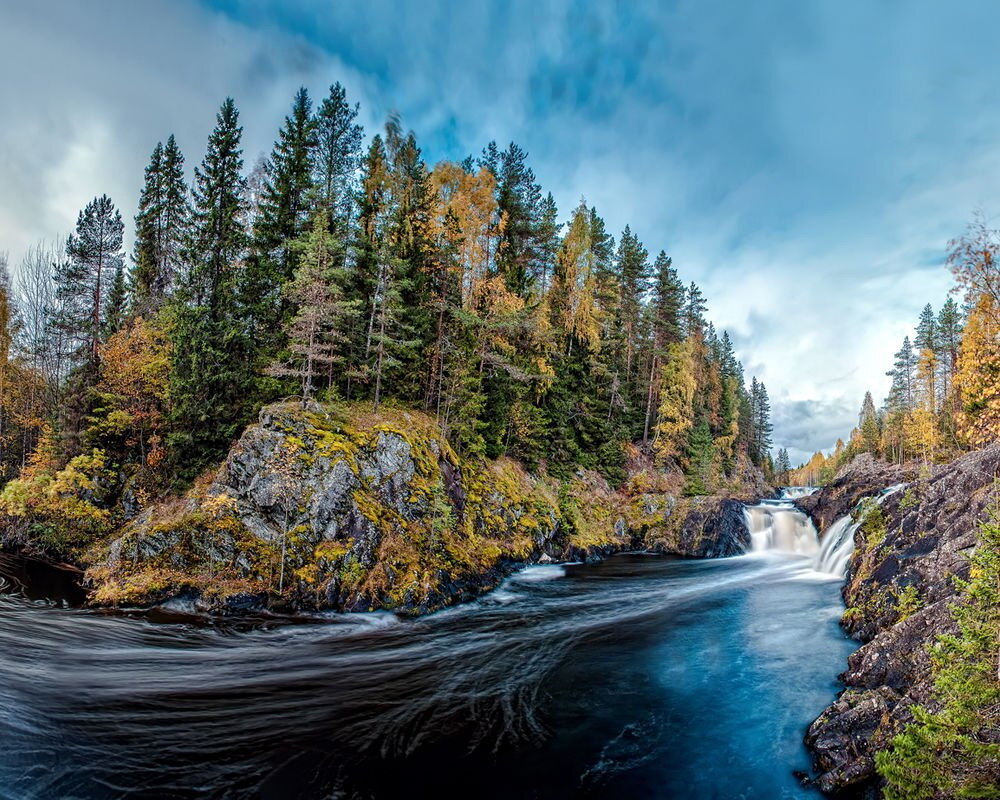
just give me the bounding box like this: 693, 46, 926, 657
312, 82, 363, 244
685, 282, 707, 337
643, 251, 684, 444
886, 337, 917, 413
247, 88, 318, 355
168, 98, 252, 480
533, 192, 561, 295
132, 135, 189, 314
267, 211, 356, 405
103, 263, 128, 338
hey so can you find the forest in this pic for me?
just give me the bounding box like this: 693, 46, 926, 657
0, 84, 776, 550
788, 213, 1000, 486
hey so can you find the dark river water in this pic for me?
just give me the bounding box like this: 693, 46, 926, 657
0, 549, 855, 800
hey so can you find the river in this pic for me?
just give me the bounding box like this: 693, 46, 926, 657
0, 513, 859, 800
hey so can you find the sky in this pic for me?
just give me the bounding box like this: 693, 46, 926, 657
2, 0, 999, 464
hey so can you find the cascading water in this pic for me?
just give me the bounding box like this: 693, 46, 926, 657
743, 488, 821, 557
811, 484, 907, 576
777, 486, 820, 500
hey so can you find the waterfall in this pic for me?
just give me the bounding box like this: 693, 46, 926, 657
743, 496, 820, 557
811, 484, 908, 576
777, 486, 819, 500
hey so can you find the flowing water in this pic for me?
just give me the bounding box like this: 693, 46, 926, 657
0, 522, 859, 799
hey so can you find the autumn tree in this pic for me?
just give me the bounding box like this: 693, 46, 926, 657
956, 293, 1000, 448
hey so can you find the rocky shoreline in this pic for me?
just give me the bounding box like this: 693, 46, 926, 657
801, 445, 1000, 795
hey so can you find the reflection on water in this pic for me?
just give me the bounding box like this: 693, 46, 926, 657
0, 549, 854, 799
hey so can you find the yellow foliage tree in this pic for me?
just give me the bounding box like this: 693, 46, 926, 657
956, 293, 1000, 448
654, 340, 696, 461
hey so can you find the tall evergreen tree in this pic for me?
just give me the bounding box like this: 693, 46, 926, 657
247, 88, 318, 353
312, 82, 363, 245
168, 98, 252, 480
132, 135, 189, 314
886, 336, 917, 413
494, 143, 542, 297
643, 251, 684, 443
56, 194, 125, 369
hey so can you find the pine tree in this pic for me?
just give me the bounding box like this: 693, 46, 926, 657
685, 282, 707, 337
494, 142, 541, 297
936, 297, 963, 412
613, 225, 651, 413
859, 391, 881, 454
103, 263, 128, 338
747, 377, 773, 466
915, 303, 938, 413
533, 192, 560, 296
132, 135, 189, 314
312, 82, 363, 244
643, 251, 684, 444
168, 98, 252, 480
247, 88, 318, 353
886, 337, 917, 413
56, 195, 125, 369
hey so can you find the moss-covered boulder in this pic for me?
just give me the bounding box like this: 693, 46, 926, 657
89, 401, 757, 615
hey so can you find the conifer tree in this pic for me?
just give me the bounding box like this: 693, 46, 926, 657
643, 251, 684, 443
859, 391, 881, 453
494, 143, 542, 297
312, 82, 363, 244
684, 282, 707, 337
168, 98, 252, 479
103, 264, 128, 339
132, 135, 189, 313
886, 337, 917, 413
267, 211, 355, 405
533, 192, 561, 296
936, 297, 963, 411
613, 225, 651, 410
56, 194, 125, 369
247, 88, 318, 354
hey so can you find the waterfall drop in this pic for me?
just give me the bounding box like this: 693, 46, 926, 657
743, 489, 821, 557
811, 484, 908, 576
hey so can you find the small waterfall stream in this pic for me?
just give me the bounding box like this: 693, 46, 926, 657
743, 484, 909, 577
811, 484, 908, 576
742, 488, 821, 557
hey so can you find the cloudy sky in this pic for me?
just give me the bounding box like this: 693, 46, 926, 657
2, 0, 998, 463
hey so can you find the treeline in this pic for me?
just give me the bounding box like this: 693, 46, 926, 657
792, 213, 1000, 484
0, 84, 774, 531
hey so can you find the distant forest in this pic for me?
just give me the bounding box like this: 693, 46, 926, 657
792, 212, 1000, 484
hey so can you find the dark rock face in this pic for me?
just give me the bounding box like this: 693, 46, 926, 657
669, 498, 751, 558
794, 454, 917, 532
805, 445, 1000, 794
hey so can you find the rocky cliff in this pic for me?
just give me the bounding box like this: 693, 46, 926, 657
88, 402, 762, 615
803, 445, 1000, 795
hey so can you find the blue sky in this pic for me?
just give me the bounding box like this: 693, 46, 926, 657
2, 0, 999, 463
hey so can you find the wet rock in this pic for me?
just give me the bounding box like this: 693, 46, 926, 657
805, 443, 1000, 793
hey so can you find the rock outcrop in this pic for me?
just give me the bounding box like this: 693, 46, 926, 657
89, 402, 761, 615
804, 445, 1000, 794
